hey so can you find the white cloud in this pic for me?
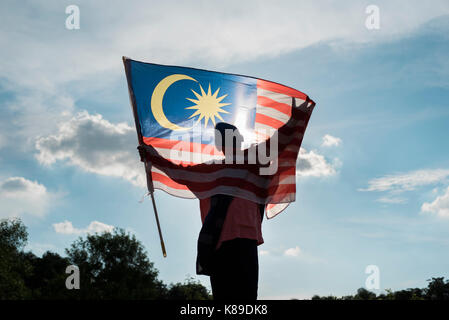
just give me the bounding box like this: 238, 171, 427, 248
53, 220, 114, 235
262, 245, 326, 264
422, 186, 449, 218
321, 134, 342, 147
85, 221, 115, 234
284, 246, 302, 257
53, 221, 80, 235
360, 169, 449, 193
296, 148, 339, 177
376, 196, 407, 204
0, 177, 55, 218
35, 111, 146, 187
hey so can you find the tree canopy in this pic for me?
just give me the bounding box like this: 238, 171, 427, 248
0, 218, 211, 300
311, 278, 449, 300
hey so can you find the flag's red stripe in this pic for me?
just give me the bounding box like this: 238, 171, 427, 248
267, 202, 291, 209
143, 137, 223, 156
279, 151, 299, 160
265, 184, 296, 199
257, 79, 309, 100
151, 172, 190, 190
257, 96, 292, 116
255, 113, 285, 129
275, 167, 296, 175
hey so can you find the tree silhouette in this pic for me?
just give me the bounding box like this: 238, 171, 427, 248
425, 277, 449, 300
0, 218, 32, 299
166, 277, 211, 300
22, 251, 72, 299
310, 278, 449, 300
0, 218, 211, 300
65, 228, 166, 299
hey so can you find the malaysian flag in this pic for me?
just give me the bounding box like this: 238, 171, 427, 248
123, 58, 315, 218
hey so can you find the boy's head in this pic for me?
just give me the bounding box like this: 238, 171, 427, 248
214, 122, 243, 155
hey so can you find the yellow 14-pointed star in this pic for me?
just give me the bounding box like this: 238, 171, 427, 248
186, 83, 231, 128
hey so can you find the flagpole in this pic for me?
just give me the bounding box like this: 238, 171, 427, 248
145, 161, 167, 258
123, 56, 167, 258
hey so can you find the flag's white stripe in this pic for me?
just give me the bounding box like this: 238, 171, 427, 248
256, 105, 290, 124
152, 179, 267, 204
257, 88, 307, 106
255, 114, 306, 129
267, 202, 291, 219
152, 180, 195, 198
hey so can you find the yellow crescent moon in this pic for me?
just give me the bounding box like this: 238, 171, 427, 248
151, 74, 197, 131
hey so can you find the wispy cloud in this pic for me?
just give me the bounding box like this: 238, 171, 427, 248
360, 169, 449, 193
376, 196, 408, 204
53, 220, 114, 235
361, 169, 449, 214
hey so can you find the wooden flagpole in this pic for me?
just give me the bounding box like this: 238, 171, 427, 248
122, 56, 167, 258
145, 161, 167, 257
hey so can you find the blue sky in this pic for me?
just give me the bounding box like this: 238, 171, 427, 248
1, 1, 449, 299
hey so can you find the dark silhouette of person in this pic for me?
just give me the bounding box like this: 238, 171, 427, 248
138, 98, 310, 300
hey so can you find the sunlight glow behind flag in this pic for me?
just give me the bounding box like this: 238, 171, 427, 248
124, 58, 316, 218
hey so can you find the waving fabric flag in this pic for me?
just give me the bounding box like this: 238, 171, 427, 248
123, 58, 316, 218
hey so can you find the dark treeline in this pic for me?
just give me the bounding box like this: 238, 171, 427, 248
1, 218, 449, 300
0, 218, 211, 300
311, 279, 449, 300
